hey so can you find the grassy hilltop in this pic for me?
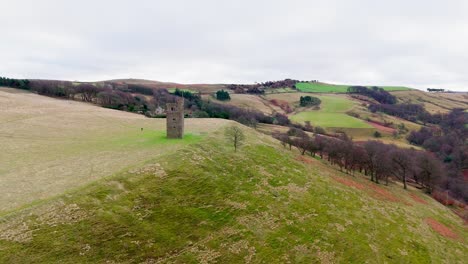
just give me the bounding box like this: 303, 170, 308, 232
295, 82, 413, 93
0, 89, 466, 263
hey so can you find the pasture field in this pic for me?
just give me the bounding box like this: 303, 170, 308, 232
265, 92, 314, 105
291, 112, 372, 128
264, 87, 296, 94
0, 124, 466, 263
296, 82, 412, 93
0, 88, 227, 213
289, 95, 373, 128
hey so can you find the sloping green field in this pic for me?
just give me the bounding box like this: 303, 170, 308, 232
296, 82, 412, 93
1, 127, 466, 263
290, 95, 373, 128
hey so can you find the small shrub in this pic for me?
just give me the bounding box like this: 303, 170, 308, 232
215, 90, 231, 101
299, 96, 321, 107
314, 126, 326, 135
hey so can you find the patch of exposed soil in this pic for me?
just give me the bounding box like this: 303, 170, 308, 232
332, 177, 366, 190
332, 176, 408, 205
410, 193, 428, 205
295, 155, 315, 164
425, 218, 459, 239
368, 184, 401, 203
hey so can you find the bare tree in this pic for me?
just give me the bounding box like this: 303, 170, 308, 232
76, 83, 100, 102
390, 148, 413, 189
415, 152, 444, 193
293, 136, 310, 155
225, 125, 246, 152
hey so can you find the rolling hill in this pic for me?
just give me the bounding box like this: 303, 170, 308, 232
0, 88, 226, 213
0, 89, 466, 263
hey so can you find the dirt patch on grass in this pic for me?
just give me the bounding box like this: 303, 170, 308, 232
410, 193, 428, 205
425, 218, 459, 239
332, 177, 366, 190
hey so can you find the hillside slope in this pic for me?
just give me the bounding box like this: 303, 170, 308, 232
0, 88, 227, 214
391, 90, 468, 114
0, 119, 466, 262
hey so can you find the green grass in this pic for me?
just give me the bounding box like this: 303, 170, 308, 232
0, 129, 466, 263
290, 95, 373, 128
168, 88, 196, 94
292, 112, 372, 128
112, 130, 203, 147
296, 82, 350, 93
296, 82, 412, 93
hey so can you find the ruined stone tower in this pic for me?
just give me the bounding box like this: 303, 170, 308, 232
166, 97, 184, 138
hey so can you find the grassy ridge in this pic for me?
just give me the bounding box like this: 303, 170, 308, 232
0, 129, 466, 263
291, 95, 373, 128
296, 82, 412, 93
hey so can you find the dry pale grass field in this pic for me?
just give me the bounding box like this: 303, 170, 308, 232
392, 90, 468, 113
203, 94, 281, 114
265, 92, 313, 105
0, 88, 227, 214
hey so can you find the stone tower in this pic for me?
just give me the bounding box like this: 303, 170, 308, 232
166, 97, 184, 138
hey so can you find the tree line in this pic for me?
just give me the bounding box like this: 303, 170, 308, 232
227, 79, 301, 94
347, 86, 397, 104
273, 128, 445, 193
427, 88, 445, 92
0, 77, 30, 90
407, 109, 467, 202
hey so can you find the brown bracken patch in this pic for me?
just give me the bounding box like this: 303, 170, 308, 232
410, 193, 428, 205
332, 177, 366, 190
425, 218, 459, 239
368, 184, 401, 203
295, 155, 315, 164
367, 121, 396, 133
332, 176, 409, 205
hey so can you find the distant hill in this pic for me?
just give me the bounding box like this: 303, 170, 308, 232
105, 78, 226, 94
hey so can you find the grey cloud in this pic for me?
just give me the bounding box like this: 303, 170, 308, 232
0, 0, 467, 91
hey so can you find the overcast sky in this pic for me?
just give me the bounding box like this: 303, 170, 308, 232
1, 0, 467, 91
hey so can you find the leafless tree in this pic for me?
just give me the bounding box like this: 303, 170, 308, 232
225, 125, 245, 152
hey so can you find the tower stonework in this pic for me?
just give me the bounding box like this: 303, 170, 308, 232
166, 98, 184, 138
